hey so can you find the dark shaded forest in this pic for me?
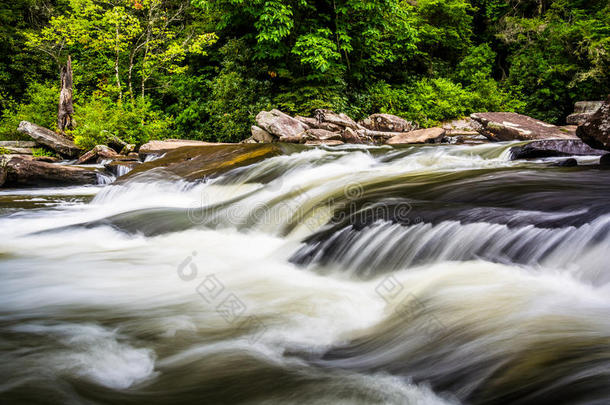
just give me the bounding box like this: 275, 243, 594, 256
0, 0, 608, 148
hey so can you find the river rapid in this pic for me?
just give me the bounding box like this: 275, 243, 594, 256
0, 142, 609, 404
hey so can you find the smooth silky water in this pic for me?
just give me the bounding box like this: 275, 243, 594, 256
1, 143, 609, 404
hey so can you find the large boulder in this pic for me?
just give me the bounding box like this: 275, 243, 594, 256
509, 139, 606, 160
360, 113, 417, 133
566, 101, 603, 125
256, 109, 309, 139
251, 125, 275, 143
576, 96, 610, 151
138, 139, 219, 160
17, 121, 81, 157
470, 112, 577, 141
385, 128, 446, 145
76, 145, 118, 164
2, 156, 99, 187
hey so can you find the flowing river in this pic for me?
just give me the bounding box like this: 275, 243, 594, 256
1, 142, 609, 404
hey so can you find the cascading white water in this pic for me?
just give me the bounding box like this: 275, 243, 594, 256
0, 142, 608, 404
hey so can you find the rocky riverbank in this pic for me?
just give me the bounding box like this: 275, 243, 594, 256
1, 98, 608, 188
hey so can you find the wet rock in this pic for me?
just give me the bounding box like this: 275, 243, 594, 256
17, 121, 81, 157
77, 145, 118, 164
139, 139, 218, 160
576, 96, 610, 151
314, 109, 360, 130
3, 156, 98, 187
385, 128, 446, 145
509, 139, 606, 160
256, 109, 309, 139
470, 112, 577, 141
104, 160, 141, 177
251, 125, 275, 143
554, 158, 578, 167
360, 113, 416, 132
121, 144, 285, 182
566, 101, 603, 125
600, 154, 610, 166
0, 160, 6, 187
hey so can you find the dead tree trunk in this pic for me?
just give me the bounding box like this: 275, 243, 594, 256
58, 55, 74, 132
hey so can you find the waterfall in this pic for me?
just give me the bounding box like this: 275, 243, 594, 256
0, 142, 608, 404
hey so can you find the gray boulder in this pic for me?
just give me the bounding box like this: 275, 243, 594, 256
251, 125, 275, 143
17, 121, 81, 157
256, 110, 309, 138
576, 96, 610, 151
566, 101, 603, 125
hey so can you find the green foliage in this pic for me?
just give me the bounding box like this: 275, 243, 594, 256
32, 148, 58, 158
1, 0, 607, 144
0, 82, 59, 140
71, 96, 171, 149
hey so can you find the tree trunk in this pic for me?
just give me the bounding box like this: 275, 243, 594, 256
58, 55, 74, 132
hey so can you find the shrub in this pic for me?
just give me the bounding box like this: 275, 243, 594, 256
71, 96, 172, 150
0, 82, 59, 140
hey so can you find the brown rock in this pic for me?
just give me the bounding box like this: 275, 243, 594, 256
77, 145, 118, 164
139, 139, 220, 160
294, 116, 318, 128
3, 156, 99, 187
278, 135, 303, 143
386, 128, 446, 145
33, 156, 61, 163
17, 121, 82, 157
0, 141, 37, 148
256, 110, 309, 138
576, 96, 610, 151
120, 144, 136, 155
104, 160, 141, 177
120, 144, 284, 183
470, 112, 577, 141
251, 125, 276, 143
305, 140, 344, 146
360, 113, 416, 132
342, 127, 363, 144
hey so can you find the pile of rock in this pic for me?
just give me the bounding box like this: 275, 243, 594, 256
247, 109, 447, 145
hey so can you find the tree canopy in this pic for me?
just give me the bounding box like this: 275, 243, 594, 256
0, 0, 608, 144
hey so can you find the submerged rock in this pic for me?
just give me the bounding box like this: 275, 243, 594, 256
576, 96, 610, 151
385, 128, 446, 145
77, 145, 118, 164
554, 158, 578, 167
17, 121, 81, 157
2, 155, 98, 187
470, 112, 577, 141
120, 143, 285, 182
509, 139, 606, 160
